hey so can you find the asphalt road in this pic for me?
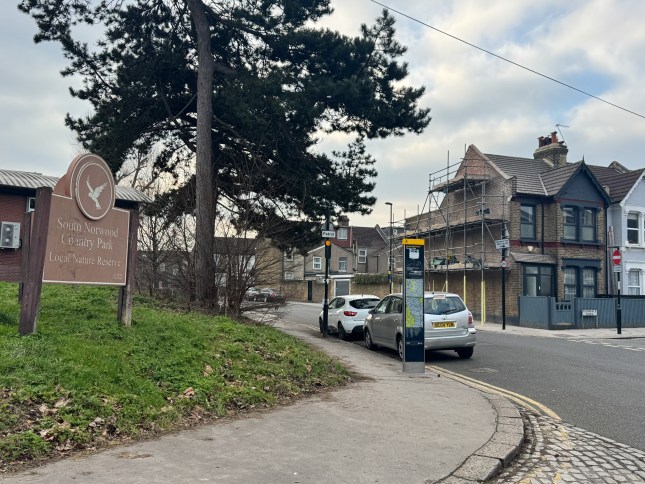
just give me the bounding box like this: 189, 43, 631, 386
437, 330, 645, 452
281, 302, 645, 452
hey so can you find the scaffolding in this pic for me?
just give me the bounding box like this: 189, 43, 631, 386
406, 152, 512, 319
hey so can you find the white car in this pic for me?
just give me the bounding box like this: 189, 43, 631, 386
363, 292, 476, 359
319, 295, 381, 340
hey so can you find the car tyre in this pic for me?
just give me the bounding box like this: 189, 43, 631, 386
364, 328, 376, 350
338, 323, 347, 341
456, 347, 474, 359
397, 336, 403, 360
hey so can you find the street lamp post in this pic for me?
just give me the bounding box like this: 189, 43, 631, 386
385, 202, 393, 293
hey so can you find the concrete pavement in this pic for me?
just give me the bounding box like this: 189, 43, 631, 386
476, 320, 645, 340
1, 318, 523, 484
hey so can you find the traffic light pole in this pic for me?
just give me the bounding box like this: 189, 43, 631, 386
323, 238, 331, 338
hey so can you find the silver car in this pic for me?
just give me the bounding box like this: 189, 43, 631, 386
363, 292, 476, 359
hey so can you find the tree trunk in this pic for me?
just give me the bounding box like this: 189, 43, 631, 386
186, 0, 216, 308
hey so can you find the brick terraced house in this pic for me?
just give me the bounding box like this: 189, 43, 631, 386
407, 133, 612, 324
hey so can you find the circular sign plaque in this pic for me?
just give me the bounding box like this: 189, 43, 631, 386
71, 155, 115, 220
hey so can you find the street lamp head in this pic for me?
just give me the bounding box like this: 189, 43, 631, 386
385, 201, 392, 206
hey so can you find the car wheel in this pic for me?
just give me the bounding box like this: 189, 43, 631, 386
397, 336, 403, 360
456, 347, 474, 359
364, 328, 376, 350
338, 323, 347, 341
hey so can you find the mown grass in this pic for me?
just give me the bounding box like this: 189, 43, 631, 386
0, 282, 351, 472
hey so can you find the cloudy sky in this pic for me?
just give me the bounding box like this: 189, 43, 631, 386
2, 0, 645, 228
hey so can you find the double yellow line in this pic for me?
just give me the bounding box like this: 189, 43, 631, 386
426, 364, 561, 421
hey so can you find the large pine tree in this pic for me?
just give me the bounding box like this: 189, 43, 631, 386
20, 0, 431, 306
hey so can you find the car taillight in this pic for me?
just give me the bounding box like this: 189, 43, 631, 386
468, 312, 474, 326
343, 311, 358, 317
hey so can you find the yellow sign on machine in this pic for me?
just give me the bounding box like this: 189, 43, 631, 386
402, 238, 424, 246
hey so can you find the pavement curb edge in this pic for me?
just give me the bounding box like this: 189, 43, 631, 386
432, 393, 524, 483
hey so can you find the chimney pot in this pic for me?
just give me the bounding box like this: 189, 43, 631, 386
551, 132, 558, 143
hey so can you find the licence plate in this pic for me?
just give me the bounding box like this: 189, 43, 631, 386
432, 321, 456, 328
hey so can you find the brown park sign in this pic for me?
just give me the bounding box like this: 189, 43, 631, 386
43, 154, 130, 285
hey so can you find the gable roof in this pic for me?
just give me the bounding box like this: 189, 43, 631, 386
352, 226, 388, 249
0, 168, 151, 203
539, 161, 583, 196
588, 165, 645, 203
484, 153, 552, 195
482, 152, 609, 203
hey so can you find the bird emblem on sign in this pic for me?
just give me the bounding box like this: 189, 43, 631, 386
86, 177, 108, 210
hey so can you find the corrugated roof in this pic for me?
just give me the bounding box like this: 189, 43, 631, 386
0, 168, 151, 203
588, 165, 644, 203
0, 169, 58, 190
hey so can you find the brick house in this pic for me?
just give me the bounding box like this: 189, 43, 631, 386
407, 133, 611, 324
256, 216, 403, 302
137, 237, 256, 297
0, 168, 148, 283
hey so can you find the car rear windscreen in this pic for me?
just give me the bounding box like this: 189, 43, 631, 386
424, 296, 466, 315
350, 298, 380, 310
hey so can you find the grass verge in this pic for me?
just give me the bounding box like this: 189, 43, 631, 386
0, 282, 351, 473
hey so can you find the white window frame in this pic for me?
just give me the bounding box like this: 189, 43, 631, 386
337, 228, 348, 240
284, 271, 294, 280
26, 197, 36, 212
339, 256, 347, 272
313, 256, 322, 270
159, 263, 166, 273
628, 269, 641, 295
627, 212, 640, 245
284, 249, 294, 261
358, 248, 367, 264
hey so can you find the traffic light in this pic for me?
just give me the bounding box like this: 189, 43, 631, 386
324, 239, 331, 259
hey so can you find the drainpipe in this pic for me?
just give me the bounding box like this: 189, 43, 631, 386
604, 207, 609, 295
541, 201, 545, 255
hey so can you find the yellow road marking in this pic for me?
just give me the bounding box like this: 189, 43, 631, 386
426, 364, 561, 421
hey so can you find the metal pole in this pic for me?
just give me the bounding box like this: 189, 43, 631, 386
322, 214, 331, 338
617, 272, 622, 335
501, 257, 506, 330
502, 223, 508, 330
386, 202, 393, 293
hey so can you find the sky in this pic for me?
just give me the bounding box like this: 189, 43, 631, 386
2, 0, 645, 229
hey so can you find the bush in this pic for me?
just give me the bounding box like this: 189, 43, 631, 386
353, 273, 402, 285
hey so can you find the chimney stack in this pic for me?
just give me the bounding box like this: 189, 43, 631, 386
534, 131, 568, 167
337, 215, 350, 227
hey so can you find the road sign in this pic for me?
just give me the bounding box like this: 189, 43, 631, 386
500, 260, 507, 268
495, 238, 510, 250
321, 230, 335, 238
612, 249, 621, 265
